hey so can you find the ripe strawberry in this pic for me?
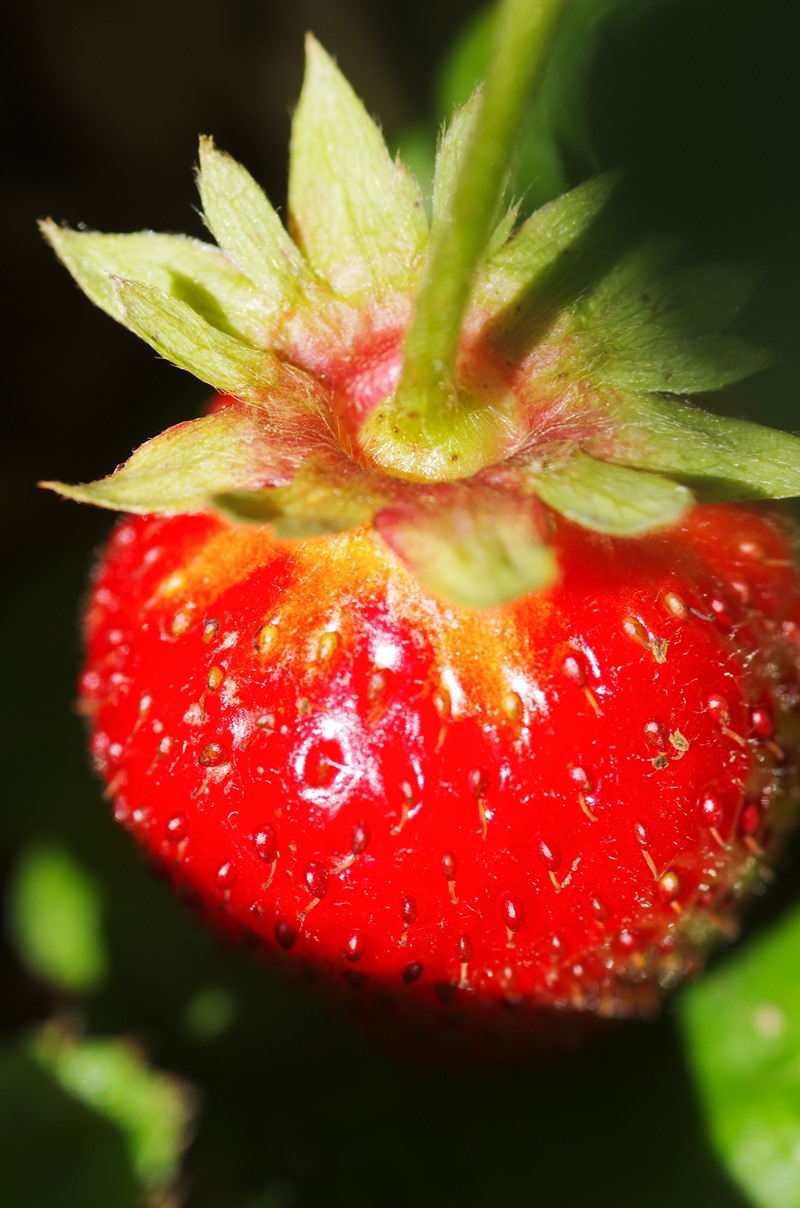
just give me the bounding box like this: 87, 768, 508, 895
82, 500, 800, 1021
41, 10, 800, 1026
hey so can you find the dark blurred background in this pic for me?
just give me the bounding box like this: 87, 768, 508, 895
3, 1, 800, 1205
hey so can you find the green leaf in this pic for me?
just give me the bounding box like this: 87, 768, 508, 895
375, 490, 557, 608
41, 401, 299, 513
40, 220, 270, 346
109, 277, 313, 404
31, 1023, 194, 1196
196, 136, 315, 307
576, 245, 772, 392
288, 36, 428, 298
681, 904, 800, 1208
8, 845, 106, 995
474, 172, 620, 360
531, 451, 693, 534
608, 396, 800, 501
479, 172, 618, 297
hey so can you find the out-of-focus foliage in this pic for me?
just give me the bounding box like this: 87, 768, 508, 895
8, 845, 107, 994
0, 1023, 193, 1207
682, 905, 800, 1207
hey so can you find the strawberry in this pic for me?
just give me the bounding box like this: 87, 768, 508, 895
81, 501, 800, 1022
41, 3, 800, 1025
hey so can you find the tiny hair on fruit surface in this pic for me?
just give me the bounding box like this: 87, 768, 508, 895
41, 0, 800, 1040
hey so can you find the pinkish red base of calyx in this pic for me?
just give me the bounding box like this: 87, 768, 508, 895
81, 504, 800, 1021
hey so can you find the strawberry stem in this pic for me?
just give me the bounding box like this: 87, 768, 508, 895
359, 0, 567, 481
404, 0, 565, 380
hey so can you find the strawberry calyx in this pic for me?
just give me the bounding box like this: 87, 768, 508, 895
41, 0, 800, 607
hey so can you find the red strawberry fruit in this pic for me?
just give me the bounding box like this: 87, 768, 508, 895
81, 502, 800, 1023
42, 3, 800, 1028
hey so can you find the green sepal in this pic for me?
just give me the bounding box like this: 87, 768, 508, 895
375, 491, 557, 608
431, 94, 518, 262
431, 97, 480, 242
196, 136, 315, 307
478, 172, 618, 300
110, 277, 314, 405
530, 450, 693, 535
288, 36, 428, 299
39, 221, 270, 346
598, 334, 773, 394
41, 402, 297, 513
214, 461, 382, 537
575, 245, 772, 393
608, 395, 800, 501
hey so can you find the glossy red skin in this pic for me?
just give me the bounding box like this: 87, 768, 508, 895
82, 505, 800, 1018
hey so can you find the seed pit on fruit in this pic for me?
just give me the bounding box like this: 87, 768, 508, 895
207, 665, 224, 691
295, 732, 349, 795
658, 869, 682, 906
216, 860, 238, 890
622, 616, 668, 664
707, 692, 747, 747
663, 591, 689, 620
317, 631, 340, 662
633, 821, 652, 847
165, 814, 188, 843
455, 933, 472, 962
501, 894, 524, 946
198, 741, 229, 768
468, 767, 490, 798
644, 718, 668, 751
750, 706, 774, 738
351, 821, 370, 855
561, 650, 602, 716
344, 930, 366, 962
303, 860, 329, 900
254, 623, 278, 655
710, 598, 734, 627
537, 839, 562, 890
169, 608, 194, 638
254, 825, 277, 864
568, 764, 597, 821
275, 920, 297, 950
502, 689, 524, 723
392, 780, 416, 835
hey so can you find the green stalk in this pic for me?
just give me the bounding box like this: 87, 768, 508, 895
360, 0, 568, 481
404, 0, 566, 380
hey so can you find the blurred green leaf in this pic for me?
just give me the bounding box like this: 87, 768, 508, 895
182, 986, 238, 1043
31, 1022, 194, 1197
8, 845, 107, 995
0, 1042, 142, 1208
681, 905, 800, 1208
